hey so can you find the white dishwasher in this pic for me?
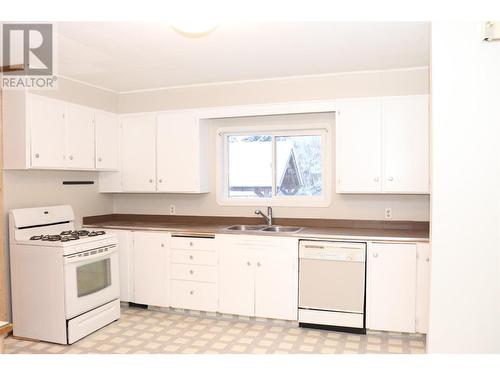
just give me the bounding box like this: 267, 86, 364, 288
298, 240, 366, 334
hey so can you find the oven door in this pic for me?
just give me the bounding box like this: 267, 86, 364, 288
64, 246, 120, 319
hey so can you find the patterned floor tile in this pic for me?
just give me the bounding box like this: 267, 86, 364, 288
4, 305, 426, 354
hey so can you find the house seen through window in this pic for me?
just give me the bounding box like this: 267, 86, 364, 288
224, 131, 326, 204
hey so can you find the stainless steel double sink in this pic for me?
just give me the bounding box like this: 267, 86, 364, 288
224, 224, 303, 233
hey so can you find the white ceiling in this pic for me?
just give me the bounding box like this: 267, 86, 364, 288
55, 22, 430, 93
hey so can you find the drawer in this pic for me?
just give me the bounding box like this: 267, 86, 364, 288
171, 249, 217, 266
171, 237, 215, 252
171, 280, 218, 312
171, 264, 217, 282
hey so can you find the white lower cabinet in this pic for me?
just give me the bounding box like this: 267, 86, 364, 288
416, 243, 431, 334
366, 242, 417, 333
218, 235, 298, 321
170, 236, 218, 312
106, 229, 134, 302
132, 231, 170, 307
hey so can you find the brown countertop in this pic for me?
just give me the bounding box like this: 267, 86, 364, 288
83, 214, 429, 242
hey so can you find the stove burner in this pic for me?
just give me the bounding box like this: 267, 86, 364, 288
29, 229, 106, 242
42, 235, 62, 242
61, 235, 79, 242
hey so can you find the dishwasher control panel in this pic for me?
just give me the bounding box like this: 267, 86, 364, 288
299, 241, 366, 262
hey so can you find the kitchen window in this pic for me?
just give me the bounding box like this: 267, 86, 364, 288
217, 123, 331, 207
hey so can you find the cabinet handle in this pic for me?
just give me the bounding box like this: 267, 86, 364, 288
161, 243, 164, 248
34, 153, 40, 158
189, 270, 194, 275
98, 157, 102, 162
69, 155, 74, 160
190, 290, 194, 295
388, 177, 394, 181
189, 255, 194, 260
257, 262, 261, 267
373, 252, 378, 258
158, 179, 163, 183
246, 261, 251, 266
374, 177, 379, 182
189, 242, 194, 247
426, 257, 430, 262
149, 178, 153, 183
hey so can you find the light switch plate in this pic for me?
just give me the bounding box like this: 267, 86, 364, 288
484, 21, 500, 41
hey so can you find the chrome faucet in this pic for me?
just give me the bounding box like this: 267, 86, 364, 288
255, 206, 273, 226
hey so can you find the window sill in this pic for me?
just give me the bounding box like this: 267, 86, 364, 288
216, 196, 331, 208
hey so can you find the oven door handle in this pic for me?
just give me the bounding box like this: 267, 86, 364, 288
64, 246, 117, 264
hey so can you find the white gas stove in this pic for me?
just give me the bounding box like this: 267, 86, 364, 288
9, 205, 121, 344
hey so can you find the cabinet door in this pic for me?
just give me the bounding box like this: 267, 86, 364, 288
107, 229, 134, 302
133, 231, 169, 307
29, 94, 66, 168
367, 243, 417, 333
218, 236, 255, 316
121, 114, 157, 192
65, 103, 95, 169
416, 243, 431, 333
335, 98, 383, 193
95, 111, 119, 170
254, 238, 298, 320
156, 111, 207, 192
382, 95, 429, 193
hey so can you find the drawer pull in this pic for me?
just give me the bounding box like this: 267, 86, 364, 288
189, 241, 194, 247
190, 290, 194, 295
189, 270, 194, 275
257, 262, 261, 267
246, 261, 251, 266
161, 243, 164, 248
189, 255, 194, 260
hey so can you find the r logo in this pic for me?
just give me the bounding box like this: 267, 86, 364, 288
2, 24, 53, 75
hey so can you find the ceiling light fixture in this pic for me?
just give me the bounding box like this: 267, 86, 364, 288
171, 21, 219, 38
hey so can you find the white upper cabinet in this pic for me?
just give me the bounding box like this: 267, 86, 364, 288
335, 95, 429, 194
95, 111, 120, 170
156, 111, 208, 193
121, 114, 157, 192
29, 94, 66, 169
335, 98, 383, 193
2, 91, 119, 171
100, 110, 209, 193
382, 95, 429, 193
65, 103, 95, 169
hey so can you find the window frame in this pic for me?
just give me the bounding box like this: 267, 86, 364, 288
216, 123, 332, 207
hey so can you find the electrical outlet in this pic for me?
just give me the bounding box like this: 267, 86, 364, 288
169, 205, 176, 215
385, 208, 392, 219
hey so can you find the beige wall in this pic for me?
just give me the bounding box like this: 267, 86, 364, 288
114, 67, 430, 221
118, 67, 429, 113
